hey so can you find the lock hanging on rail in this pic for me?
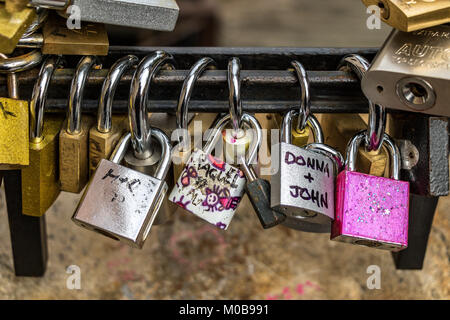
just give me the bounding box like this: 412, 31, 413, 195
331, 130, 410, 251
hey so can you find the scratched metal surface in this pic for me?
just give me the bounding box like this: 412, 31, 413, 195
0, 0, 448, 299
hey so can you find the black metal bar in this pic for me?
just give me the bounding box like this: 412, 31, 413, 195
1, 47, 379, 113
392, 194, 438, 270
3, 170, 48, 277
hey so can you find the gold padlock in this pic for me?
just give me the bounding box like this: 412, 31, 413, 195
88, 55, 138, 175
0, 53, 29, 169
41, 12, 109, 56
0, 3, 36, 54
59, 56, 99, 193
362, 0, 450, 32
22, 56, 64, 217
5, 0, 28, 13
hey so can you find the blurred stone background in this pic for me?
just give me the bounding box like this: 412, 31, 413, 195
0, 0, 448, 299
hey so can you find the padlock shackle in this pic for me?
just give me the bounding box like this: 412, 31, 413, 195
30, 55, 64, 143
204, 113, 262, 165
0, 53, 18, 99
22, 7, 49, 38
129, 51, 174, 160
97, 55, 139, 133
305, 143, 345, 173
228, 57, 242, 134
339, 54, 386, 152
110, 129, 172, 180
346, 130, 401, 180
291, 60, 310, 132
176, 56, 216, 144
0, 50, 43, 74
110, 132, 131, 164
67, 55, 100, 135
281, 110, 323, 145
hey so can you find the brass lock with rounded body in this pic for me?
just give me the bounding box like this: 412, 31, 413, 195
59, 55, 99, 193
0, 3, 36, 54
22, 56, 64, 217
88, 55, 138, 175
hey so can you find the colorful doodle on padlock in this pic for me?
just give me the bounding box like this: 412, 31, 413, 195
170, 149, 246, 230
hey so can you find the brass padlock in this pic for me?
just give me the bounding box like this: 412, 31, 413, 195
22, 55, 64, 217
89, 55, 138, 175
17, 12, 109, 55
123, 51, 176, 225
173, 57, 217, 182
362, 0, 450, 32
59, 56, 99, 193
0, 3, 36, 53
5, 0, 29, 13
0, 53, 29, 170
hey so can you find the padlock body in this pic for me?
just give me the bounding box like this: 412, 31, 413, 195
331, 170, 409, 251
245, 178, 286, 229
22, 116, 63, 217
72, 159, 168, 248
0, 97, 29, 168
59, 116, 95, 193
0, 5, 36, 54
42, 13, 109, 56
89, 115, 127, 175
271, 142, 335, 225
362, 25, 450, 116
169, 149, 246, 230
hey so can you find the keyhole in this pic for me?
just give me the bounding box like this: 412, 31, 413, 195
377, 0, 390, 19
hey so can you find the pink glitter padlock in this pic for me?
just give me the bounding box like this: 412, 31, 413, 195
331, 131, 409, 251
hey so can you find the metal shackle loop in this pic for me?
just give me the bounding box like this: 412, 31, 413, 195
281, 110, 324, 145
305, 143, 345, 173
203, 113, 262, 165
23, 7, 49, 37
0, 53, 18, 99
176, 57, 216, 144
129, 51, 174, 160
0, 50, 43, 73
339, 54, 386, 152
67, 55, 100, 134
110, 132, 132, 164
346, 130, 401, 180
228, 57, 242, 134
97, 55, 139, 133
291, 60, 310, 131
30, 55, 64, 143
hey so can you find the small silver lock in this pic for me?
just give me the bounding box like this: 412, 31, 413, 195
72, 128, 172, 248
271, 109, 340, 227
169, 112, 262, 230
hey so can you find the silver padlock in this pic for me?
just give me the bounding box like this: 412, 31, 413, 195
29, 0, 179, 31
169, 112, 262, 230
123, 51, 176, 225
362, 24, 450, 116
72, 129, 172, 248
271, 109, 340, 228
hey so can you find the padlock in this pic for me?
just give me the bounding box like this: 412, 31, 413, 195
361, 0, 450, 32
59, 55, 98, 193
22, 55, 64, 217
0, 3, 36, 53
5, 0, 28, 13
362, 24, 450, 117
29, 0, 179, 31
123, 51, 176, 225
173, 56, 218, 183
89, 55, 138, 175
72, 129, 172, 249
271, 109, 339, 228
17, 12, 109, 56
331, 130, 409, 251
169, 113, 262, 230
240, 154, 286, 229
0, 53, 29, 170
